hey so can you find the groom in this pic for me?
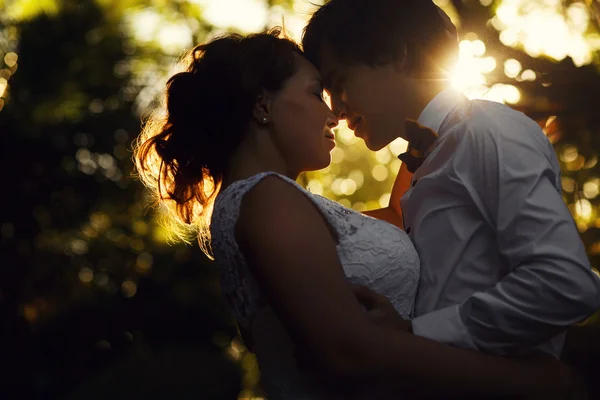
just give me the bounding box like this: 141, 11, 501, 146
302, 0, 600, 360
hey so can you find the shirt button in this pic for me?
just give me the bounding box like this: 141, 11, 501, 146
406, 227, 411, 234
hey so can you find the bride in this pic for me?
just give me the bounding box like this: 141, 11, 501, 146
134, 29, 571, 398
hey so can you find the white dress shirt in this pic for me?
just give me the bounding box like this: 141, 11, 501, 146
403, 88, 600, 358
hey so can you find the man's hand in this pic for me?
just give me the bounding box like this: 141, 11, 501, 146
351, 284, 412, 333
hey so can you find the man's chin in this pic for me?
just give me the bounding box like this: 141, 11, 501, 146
363, 137, 387, 152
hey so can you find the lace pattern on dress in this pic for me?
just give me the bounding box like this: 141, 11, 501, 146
211, 171, 419, 326
210, 171, 420, 399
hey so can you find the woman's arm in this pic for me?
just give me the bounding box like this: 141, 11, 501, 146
363, 162, 412, 229
236, 176, 571, 398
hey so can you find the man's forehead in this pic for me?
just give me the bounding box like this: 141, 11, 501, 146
317, 43, 342, 86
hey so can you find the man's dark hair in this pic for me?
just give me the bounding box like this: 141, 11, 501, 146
302, 0, 459, 77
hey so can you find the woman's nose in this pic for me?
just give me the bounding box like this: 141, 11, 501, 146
327, 114, 339, 129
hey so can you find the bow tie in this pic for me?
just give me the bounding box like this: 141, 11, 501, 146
397, 119, 439, 173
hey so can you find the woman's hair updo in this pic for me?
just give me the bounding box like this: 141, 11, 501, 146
133, 28, 302, 255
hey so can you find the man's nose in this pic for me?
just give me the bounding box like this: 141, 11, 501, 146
331, 96, 347, 120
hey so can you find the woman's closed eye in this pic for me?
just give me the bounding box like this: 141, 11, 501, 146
310, 80, 332, 108
312, 82, 325, 101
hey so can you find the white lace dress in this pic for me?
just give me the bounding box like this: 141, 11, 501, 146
211, 172, 420, 399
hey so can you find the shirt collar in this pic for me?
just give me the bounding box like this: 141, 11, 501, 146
416, 87, 463, 137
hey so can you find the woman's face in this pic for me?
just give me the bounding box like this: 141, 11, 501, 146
269, 54, 338, 174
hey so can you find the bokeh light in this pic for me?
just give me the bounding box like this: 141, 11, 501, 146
493, 0, 599, 66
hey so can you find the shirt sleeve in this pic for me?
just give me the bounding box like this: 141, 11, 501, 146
412, 114, 600, 357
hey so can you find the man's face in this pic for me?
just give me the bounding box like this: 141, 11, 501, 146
318, 45, 418, 151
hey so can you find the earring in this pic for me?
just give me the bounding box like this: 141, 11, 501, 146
262, 117, 268, 123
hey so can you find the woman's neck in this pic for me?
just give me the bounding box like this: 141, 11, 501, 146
222, 133, 298, 189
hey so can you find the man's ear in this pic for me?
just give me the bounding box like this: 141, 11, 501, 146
252, 89, 274, 125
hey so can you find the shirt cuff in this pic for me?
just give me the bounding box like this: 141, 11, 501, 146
411, 304, 478, 350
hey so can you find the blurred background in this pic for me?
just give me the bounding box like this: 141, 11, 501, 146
1, 0, 600, 398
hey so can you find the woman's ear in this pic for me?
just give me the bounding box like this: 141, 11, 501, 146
253, 89, 274, 125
